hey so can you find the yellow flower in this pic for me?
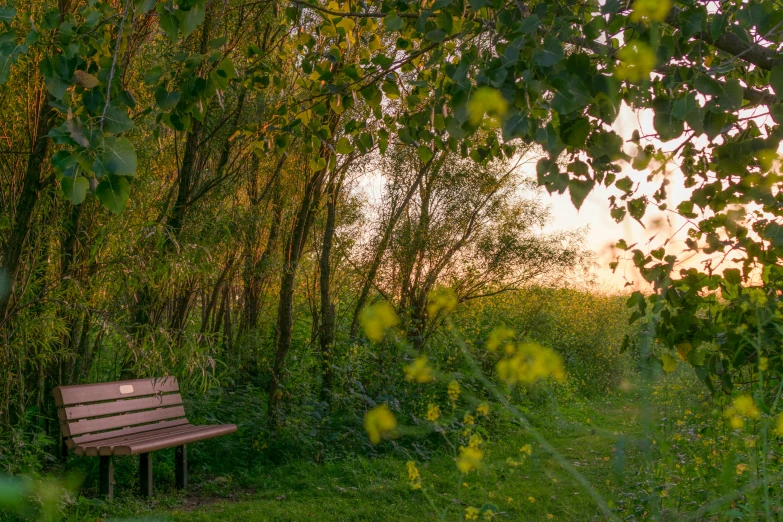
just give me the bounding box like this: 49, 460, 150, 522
406, 461, 421, 489
426, 286, 458, 317
448, 380, 461, 402
487, 327, 514, 352
736, 463, 748, 475
547, 515, 555, 520
467, 87, 508, 126
520, 444, 533, 456
614, 41, 657, 83
457, 446, 484, 473
404, 356, 435, 383
463, 413, 475, 426
724, 395, 760, 429
476, 403, 490, 416
469, 434, 483, 449
776, 413, 783, 436
426, 403, 441, 422
759, 357, 769, 372
496, 343, 565, 385
359, 302, 399, 342
528, 496, 536, 503
465, 507, 480, 520
483, 509, 495, 521
364, 404, 397, 444
629, 0, 672, 22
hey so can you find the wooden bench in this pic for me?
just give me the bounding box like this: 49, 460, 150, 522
53, 376, 236, 499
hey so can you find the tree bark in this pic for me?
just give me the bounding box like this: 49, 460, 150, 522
0, 102, 54, 323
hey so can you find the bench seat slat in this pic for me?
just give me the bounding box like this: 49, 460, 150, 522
112, 424, 237, 455
63, 405, 186, 437
59, 394, 183, 421
77, 423, 213, 455
70, 418, 190, 446
53, 377, 179, 406
76, 423, 236, 456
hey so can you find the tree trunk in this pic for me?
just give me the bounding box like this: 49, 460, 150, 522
318, 176, 340, 402
0, 102, 54, 323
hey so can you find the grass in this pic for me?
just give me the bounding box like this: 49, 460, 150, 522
58, 388, 650, 522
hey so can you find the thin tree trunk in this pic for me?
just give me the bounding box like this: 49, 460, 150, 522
318, 176, 340, 402
0, 102, 54, 323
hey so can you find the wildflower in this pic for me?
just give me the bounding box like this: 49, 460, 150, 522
614, 41, 657, 83
776, 413, 783, 436
629, 0, 672, 22
547, 515, 555, 520
448, 380, 461, 402
465, 507, 480, 520
406, 461, 422, 490
496, 343, 565, 385
736, 463, 748, 475
364, 404, 397, 444
528, 496, 536, 503
469, 434, 483, 449
359, 302, 399, 342
759, 357, 769, 372
463, 413, 475, 426
457, 446, 484, 473
483, 509, 496, 520
404, 356, 435, 383
426, 286, 458, 317
724, 395, 761, 429
427, 403, 441, 422
520, 444, 533, 456
487, 327, 514, 352
476, 403, 490, 416
467, 87, 508, 126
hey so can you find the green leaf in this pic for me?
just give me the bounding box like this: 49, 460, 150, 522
0, 7, 15, 23
532, 36, 563, 67
102, 106, 134, 134
143, 66, 163, 85
770, 65, 783, 97
154, 85, 180, 109
211, 58, 237, 89
97, 137, 137, 177
61, 176, 89, 204
417, 145, 434, 164
175, 4, 205, 38
568, 178, 594, 209
156, 4, 178, 41
653, 99, 683, 142
383, 13, 404, 31
723, 268, 742, 286
96, 175, 130, 214
559, 117, 590, 148
335, 137, 354, 154
679, 8, 705, 38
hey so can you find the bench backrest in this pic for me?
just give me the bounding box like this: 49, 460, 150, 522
53, 376, 187, 448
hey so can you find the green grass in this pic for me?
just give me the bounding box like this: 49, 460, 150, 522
59, 390, 647, 522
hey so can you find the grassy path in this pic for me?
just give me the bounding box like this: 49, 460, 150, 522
90, 392, 643, 522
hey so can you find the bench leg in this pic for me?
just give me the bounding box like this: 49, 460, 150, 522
175, 444, 187, 491
140, 452, 153, 498
99, 456, 114, 500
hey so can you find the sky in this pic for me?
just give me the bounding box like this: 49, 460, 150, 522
536, 103, 698, 293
